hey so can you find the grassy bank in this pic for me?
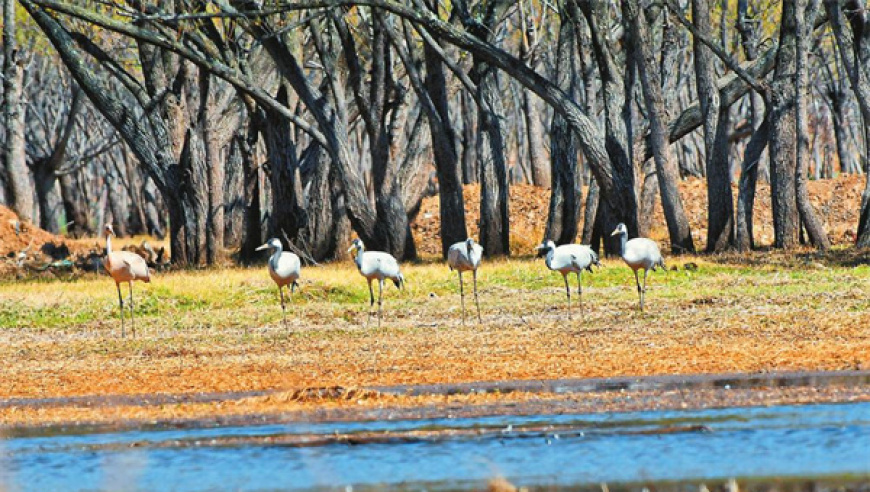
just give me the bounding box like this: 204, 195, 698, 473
1, 251, 869, 399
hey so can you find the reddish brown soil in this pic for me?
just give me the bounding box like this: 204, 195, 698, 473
412, 174, 867, 255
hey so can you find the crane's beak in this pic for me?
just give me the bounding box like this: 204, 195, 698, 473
610, 229, 620, 236
347, 245, 356, 253
255, 243, 270, 251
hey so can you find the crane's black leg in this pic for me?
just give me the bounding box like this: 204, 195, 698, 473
128, 281, 136, 337
577, 272, 583, 313
367, 279, 374, 327
458, 271, 466, 326
116, 283, 125, 338
377, 278, 384, 329
634, 270, 642, 311
473, 269, 482, 324
279, 285, 287, 328
563, 273, 572, 320
642, 269, 649, 311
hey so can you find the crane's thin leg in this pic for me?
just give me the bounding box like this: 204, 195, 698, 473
128, 281, 136, 337
576, 272, 583, 313
366, 279, 374, 327
473, 269, 482, 324
563, 273, 572, 320
279, 285, 287, 328
458, 271, 466, 326
641, 269, 649, 311
116, 283, 125, 338
634, 270, 642, 311
377, 278, 384, 329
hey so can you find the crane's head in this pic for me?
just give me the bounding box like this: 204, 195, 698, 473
534, 240, 556, 257
256, 237, 282, 252
610, 223, 628, 237
104, 224, 116, 237
466, 237, 476, 248
347, 238, 365, 254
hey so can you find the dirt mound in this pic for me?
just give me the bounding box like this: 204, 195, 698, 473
412, 174, 867, 254
0, 206, 103, 277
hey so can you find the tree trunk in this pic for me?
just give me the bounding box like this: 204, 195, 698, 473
693, 0, 734, 251
264, 85, 307, 244
58, 172, 91, 237
825, 0, 870, 246
3, 0, 35, 224
237, 118, 264, 263
625, 1, 694, 253
460, 89, 477, 185
581, 1, 639, 253
794, 0, 829, 249
544, 4, 581, 245
737, 119, 769, 251
422, 5, 468, 256
474, 70, 510, 256
768, 0, 801, 249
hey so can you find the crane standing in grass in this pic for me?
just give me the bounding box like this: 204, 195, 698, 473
103, 224, 150, 337
536, 240, 599, 319
447, 238, 483, 325
611, 223, 666, 311
256, 238, 301, 327
348, 239, 404, 328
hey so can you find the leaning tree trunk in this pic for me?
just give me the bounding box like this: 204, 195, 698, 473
544, 4, 581, 245
693, 0, 734, 252
625, 1, 694, 253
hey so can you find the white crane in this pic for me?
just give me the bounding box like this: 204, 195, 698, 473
611, 223, 666, 311
347, 239, 404, 327
103, 224, 150, 337
256, 238, 301, 327
447, 237, 483, 324
535, 240, 599, 319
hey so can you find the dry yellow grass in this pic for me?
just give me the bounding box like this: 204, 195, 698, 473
1, 250, 869, 426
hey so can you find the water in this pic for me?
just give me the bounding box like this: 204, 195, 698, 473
1, 402, 868, 491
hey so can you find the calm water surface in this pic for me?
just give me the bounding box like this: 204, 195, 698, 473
1, 401, 868, 491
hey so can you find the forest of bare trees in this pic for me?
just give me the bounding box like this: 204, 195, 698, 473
4, 0, 870, 266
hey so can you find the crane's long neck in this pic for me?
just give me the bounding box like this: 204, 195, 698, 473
618, 231, 627, 258
106, 233, 113, 255
354, 248, 364, 270
544, 249, 555, 270
270, 245, 283, 271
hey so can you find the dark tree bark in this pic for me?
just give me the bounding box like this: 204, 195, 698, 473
544, 3, 581, 245
263, 85, 307, 245
625, 1, 694, 253
693, 0, 734, 251
456, 0, 511, 256
768, 0, 801, 249
3, 0, 35, 224
580, 1, 639, 253
460, 89, 477, 185
735, 0, 765, 250
418, 1, 468, 256
794, 0, 829, 249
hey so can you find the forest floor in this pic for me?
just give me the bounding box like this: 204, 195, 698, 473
1, 174, 870, 428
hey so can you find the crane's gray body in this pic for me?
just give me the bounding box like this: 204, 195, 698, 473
448, 239, 483, 272
537, 240, 599, 318
447, 238, 484, 324
348, 239, 404, 327
611, 223, 665, 311
256, 238, 301, 326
